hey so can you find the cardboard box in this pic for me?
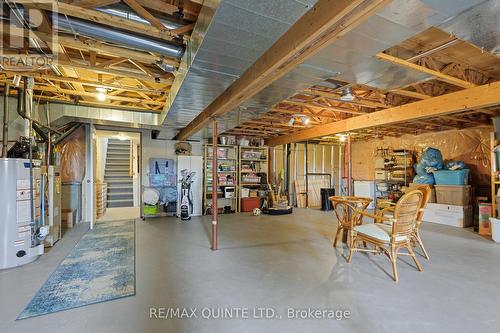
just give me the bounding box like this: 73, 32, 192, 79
408, 183, 436, 203
61, 209, 76, 229
422, 203, 473, 228
434, 185, 471, 205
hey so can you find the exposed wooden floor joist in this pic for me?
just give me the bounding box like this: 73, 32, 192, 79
175, 0, 391, 140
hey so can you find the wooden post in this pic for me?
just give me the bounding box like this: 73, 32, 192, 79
211, 118, 218, 250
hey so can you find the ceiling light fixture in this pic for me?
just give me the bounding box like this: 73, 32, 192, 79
96, 87, 107, 101
340, 87, 355, 102
288, 114, 310, 126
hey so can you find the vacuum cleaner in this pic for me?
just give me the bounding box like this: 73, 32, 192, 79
179, 169, 196, 221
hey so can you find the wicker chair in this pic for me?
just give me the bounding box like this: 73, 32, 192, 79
347, 190, 424, 282
376, 185, 431, 260
330, 196, 372, 249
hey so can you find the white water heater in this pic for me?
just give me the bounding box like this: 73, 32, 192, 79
0, 158, 44, 270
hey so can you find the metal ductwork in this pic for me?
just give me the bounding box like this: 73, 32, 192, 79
95, 3, 183, 30
56, 15, 185, 59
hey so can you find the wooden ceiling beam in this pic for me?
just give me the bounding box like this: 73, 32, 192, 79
390, 89, 431, 100
171, 23, 195, 35
6, 89, 160, 113
266, 81, 500, 145
376, 53, 476, 89
1, 79, 164, 106
283, 100, 365, 115
174, 0, 390, 140
2, 71, 163, 94
3, 23, 179, 67
70, 0, 121, 8
123, 0, 167, 31
15, 1, 177, 41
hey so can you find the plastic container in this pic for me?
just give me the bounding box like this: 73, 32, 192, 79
433, 169, 469, 185
434, 185, 471, 205
490, 218, 500, 243
241, 197, 261, 212
479, 203, 492, 236
143, 205, 158, 216
493, 117, 500, 138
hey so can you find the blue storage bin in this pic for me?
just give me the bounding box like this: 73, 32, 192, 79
433, 169, 469, 185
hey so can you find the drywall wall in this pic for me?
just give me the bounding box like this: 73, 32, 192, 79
351, 126, 491, 186
141, 131, 203, 187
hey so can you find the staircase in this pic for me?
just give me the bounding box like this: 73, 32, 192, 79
105, 139, 134, 208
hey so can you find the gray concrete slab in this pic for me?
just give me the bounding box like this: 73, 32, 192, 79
1, 209, 499, 333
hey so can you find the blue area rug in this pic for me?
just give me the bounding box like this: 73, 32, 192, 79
18, 220, 135, 320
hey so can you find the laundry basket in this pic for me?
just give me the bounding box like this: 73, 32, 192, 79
490, 218, 500, 243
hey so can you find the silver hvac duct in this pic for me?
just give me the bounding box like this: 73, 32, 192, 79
56, 16, 185, 60
95, 4, 183, 30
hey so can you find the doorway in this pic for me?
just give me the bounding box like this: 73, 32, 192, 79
95, 130, 141, 221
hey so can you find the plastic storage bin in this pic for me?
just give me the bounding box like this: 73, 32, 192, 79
490, 218, 500, 243
241, 197, 261, 212
433, 169, 469, 185
434, 185, 471, 205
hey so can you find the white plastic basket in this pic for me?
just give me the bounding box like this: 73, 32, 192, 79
489, 217, 500, 243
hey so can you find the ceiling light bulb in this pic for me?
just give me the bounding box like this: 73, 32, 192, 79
97, 92, 106, 101
96, 87, 107, 93
340, 87, 355, 102
302, 116, 310, 125
288, 118, 295, 126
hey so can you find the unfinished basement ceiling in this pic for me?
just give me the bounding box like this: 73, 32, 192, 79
158, 0, 318, 138
212, 0, 494, 134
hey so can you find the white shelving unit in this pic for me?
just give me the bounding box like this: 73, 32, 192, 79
203, 144, 238, 215
238, 146, 268, 212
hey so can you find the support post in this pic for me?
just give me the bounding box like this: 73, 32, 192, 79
211, 118, 218, 251
305, 141, 309, 208
347, 135, 352, 196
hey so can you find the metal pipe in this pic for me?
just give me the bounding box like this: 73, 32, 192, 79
338, 144, 342, 196
56, 15, 185, 59
305, 141, 309, 208
23, 77, 36, 244
347, 135, 352, 196
211, 118, 218, 251
2, 83, 9, 157
95, 4, 183, 30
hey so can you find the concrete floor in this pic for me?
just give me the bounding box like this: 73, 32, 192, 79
1, 208, 499, 333
97, 207, 140, 222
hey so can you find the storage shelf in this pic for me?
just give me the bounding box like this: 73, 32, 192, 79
204, 144, 239, 215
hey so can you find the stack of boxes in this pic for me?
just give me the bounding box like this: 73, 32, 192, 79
419, 169, 473, 228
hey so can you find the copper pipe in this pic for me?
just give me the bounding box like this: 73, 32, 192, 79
211, 118, 218, 251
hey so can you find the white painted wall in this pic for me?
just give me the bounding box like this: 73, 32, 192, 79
140, 132, 203, 187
